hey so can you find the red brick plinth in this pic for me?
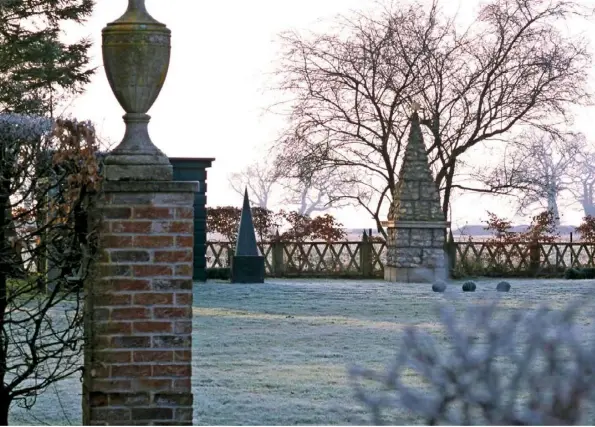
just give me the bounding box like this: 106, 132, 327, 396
83, 181, 198, 426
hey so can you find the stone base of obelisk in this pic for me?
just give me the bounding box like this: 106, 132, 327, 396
384, 265, 445, 283
231, 256, 265, 283
383, 222, 448, 283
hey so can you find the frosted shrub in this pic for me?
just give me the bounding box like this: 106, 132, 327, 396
0, 113, 53, 142
0, 113, 101, 422
350, 301, 595, 425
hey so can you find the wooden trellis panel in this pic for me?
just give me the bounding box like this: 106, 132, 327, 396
371, 242, 386, 273
206, 242, 273, 273
207, 240, 595, 278
454, 242, 595, 276
206, 240, 383, 277
206, 241, 232, 268
280, 241, 362, 276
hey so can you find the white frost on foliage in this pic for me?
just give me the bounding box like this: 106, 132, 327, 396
350, 299, 595, 425
0, 113, 53, 142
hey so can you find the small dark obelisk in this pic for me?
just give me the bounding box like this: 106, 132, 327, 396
231, 188, 265, 283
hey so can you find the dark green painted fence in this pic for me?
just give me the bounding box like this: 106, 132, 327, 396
170, 157, 214, 282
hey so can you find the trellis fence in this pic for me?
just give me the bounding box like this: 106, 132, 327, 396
450, 241, 595, 277
206, 240, 595, 278
206, 239, 386, 277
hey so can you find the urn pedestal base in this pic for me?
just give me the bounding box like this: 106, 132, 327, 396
103, 113, 173, 181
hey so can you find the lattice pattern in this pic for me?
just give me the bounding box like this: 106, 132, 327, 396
207, 241, 594, 278
454, 242, 595, 276
539, 243, 595, 269
371, 242, 387, 272
206, 242, 273, 273
206, 241, 385, 277
282, 242, 361, 275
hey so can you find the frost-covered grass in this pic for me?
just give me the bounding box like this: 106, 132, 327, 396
9, 278, 595, 425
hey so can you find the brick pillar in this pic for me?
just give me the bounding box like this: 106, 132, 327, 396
83, 181, 198, 426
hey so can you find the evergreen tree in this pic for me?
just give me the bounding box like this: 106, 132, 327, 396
0, 0, 95, 116
0, 1, 96, 425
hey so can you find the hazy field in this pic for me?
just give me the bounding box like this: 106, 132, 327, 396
9, 278, 595, 425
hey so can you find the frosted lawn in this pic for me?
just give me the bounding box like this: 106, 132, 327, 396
9, 278, 595, 425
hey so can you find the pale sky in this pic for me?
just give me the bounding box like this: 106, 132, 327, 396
65, 0, 595, 229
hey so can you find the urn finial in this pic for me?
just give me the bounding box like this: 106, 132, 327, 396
128, 0, 147, 11
101, 0, 172, 181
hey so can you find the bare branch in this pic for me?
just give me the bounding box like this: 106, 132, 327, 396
270, 0, 592, 232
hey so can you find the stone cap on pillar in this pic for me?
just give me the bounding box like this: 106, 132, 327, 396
168, 157, 215, 168
103, 180, 199, 193
381, 220, 450, 229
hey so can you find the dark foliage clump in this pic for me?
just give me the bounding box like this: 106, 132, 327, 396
565, 268, 587, 280
206, 268, 231, 280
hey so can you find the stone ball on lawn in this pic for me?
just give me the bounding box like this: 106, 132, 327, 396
496, 281, 511, 292
462, 281, 476, 292
432, 280, 447, 293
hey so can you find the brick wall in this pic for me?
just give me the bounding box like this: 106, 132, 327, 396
83, 181, 198, 426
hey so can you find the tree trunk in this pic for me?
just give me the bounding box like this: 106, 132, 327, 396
0, 389, 9, 426
546, 188, 560, 227
0, 168, 10, 427
441, 165, 456, 218
583, 202, 595, 218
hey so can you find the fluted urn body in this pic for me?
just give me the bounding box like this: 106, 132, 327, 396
102, 0, 173, 181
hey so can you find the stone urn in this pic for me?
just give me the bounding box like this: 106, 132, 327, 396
102, 0, 173, 181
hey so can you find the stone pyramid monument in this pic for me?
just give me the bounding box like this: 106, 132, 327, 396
231, 188, 265, 283
383, 111, 449, 283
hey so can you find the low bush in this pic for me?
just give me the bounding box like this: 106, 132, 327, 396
206, 268, 231, 280
565, 268, 588, 280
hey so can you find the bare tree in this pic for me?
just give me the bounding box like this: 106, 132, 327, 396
567, 139, 595, 218
228, 159, 280, 209
0, 115, 101, 425
229, 158, 348, 215
476, 131, 583, 225
278, 168, 352, 216
271, 0, 592, 237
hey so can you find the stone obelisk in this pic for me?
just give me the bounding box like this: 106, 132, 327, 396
382, 110, 449, 283
231, 189, 265, 283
